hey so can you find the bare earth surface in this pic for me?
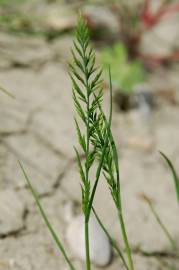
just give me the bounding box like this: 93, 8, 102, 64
1, 11, 179, 270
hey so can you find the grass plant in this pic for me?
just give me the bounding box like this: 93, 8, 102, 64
70, 16, 134, 270
19, 161, 76, 270
70, 17, 109, 270
19, 16, 134, 270
92, 207, 129, 270
19, 15, 179, 270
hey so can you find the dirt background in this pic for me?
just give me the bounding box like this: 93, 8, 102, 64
0, 1, 179, 269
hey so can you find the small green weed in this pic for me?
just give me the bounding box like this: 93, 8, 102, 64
101, 42, 145, 94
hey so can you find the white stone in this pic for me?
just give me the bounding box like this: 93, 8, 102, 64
66, 213, 112, 267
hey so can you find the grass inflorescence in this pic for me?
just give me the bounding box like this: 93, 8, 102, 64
19, 15, 179, 270
70, 16, 134, 270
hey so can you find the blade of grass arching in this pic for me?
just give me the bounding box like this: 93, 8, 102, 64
160, 151, 179, 203
86, 67, 113, 221
19, 161, 76, 270
0, 85, 15, 98
107, 66, 121, 200
141, 194, 176, 250
93, 67, 120, 204
108, 66, 113, 128
92, 207, 130, 270
86, 112, 111, 221
94, 68, 135, 270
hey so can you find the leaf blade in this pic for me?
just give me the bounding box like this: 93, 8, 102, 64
0, 85, 15, 98
19, 161, 76, 270
160, 151, 179, 203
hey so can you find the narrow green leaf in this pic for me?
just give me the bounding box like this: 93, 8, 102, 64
87, 69, 113, 221
141, 194, 176, 250
160, 151, 179, 203
93, 68, 121, 207
0, 85, 15, 98
19, 161, 76, 270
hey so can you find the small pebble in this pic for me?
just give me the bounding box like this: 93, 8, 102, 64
66, 213, 112, 267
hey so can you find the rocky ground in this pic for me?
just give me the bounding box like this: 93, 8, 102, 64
1, 1, 179, 270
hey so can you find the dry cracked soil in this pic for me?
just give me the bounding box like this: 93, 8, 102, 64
1, 9, 179, 270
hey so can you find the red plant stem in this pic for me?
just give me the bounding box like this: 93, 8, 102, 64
155, 4, 179, 20
141, 1, 179, 29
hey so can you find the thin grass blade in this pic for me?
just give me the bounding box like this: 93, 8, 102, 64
19, 161, 76, 270
160, 151, 179, 203
87, 68, 113, 220
141, 194, 176, 250
94, 68, 134, 270
0, 85, 15, 98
